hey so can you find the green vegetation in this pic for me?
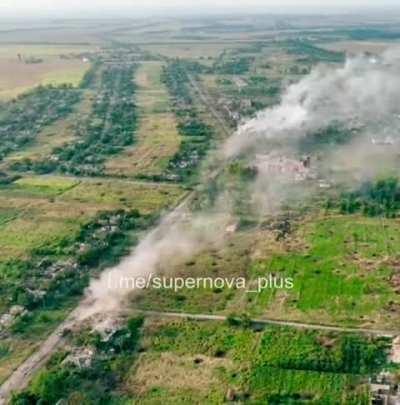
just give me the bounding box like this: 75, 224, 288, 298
159, 61, 214, 182
13, 62, 137, 176
2, 19, 400, 405
347, 28, 400, 40
284, 40, 345, 63
251, 215, 400, 325
340, 177, 400, 217
0, 85, 81, 161
105, 62, 182, 179
11, 316, 144, 404
5, 210, 154, 322
125, 320, 388, 403
213, 56, 254, 75
133, 212, 400, 328
12, 318, 388, 403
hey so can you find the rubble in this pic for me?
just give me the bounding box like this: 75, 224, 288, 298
0, 305, 28, 331
390, 336, 400, 364
9, 305, 25, 317
255, 153, 313, 182
225, 223, 237, 234
370, 371, 400, 405
62, 347, 95, 369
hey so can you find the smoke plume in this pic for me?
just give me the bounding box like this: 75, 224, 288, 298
77, 49, 400, 325
224, 50, 400, 157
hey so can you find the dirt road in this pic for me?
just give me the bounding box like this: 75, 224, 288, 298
139, 310, 399, 337
0, 312, 78, 404
186, 71, 232, 138
0, 72, 227, 403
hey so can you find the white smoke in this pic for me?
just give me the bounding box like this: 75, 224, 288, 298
224, 51, 400, 157
77, 49, 400, 325
77, 205, 231, 322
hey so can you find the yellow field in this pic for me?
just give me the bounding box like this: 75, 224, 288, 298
0, 45, 96, 58
105, 62, 181, 178
0, 45, 94, 100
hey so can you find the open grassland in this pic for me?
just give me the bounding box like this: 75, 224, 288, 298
105, 62, 181, 178
0, 45, 93, 100
0, 175, 185, 261
133, 213, 400, 329
248, 214, 400, 328
124, 319, 385, 403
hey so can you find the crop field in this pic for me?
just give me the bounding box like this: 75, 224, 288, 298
105, 62, 182, 178
0, 45, 93, 100
0, 60, 90, 100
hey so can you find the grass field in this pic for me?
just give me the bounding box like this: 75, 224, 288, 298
124, 318, 385, 403
132, 213, 400, 329
0, 60, 89, 100
0, 175, 186, 261
105, 62, 181, 178
248, 214, 400, 327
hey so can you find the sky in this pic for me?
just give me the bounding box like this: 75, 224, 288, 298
0, 0, 399, 18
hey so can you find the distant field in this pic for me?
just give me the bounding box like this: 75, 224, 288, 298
105, 62, 181, 178
0, 45, 95, 58
0, 45, 93, 100
0, 175, 186, 261
139, 43, 230, 59
320, 40, 400, 54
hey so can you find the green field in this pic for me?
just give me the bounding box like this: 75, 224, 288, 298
0, 175, 185, 261
133, 213, 400, 329
123, 319, 387, 404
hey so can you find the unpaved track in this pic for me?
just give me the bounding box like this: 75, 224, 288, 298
0, 191, 196, 404
3, 71, 390, 403
140, 310, 399, 337
186, 71, 232, 138
0, 311, 78, 404
0, 69, 223, 405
